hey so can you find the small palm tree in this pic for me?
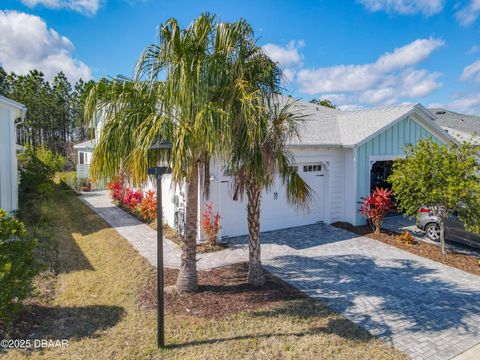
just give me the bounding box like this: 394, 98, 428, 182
221, 30, 312, 285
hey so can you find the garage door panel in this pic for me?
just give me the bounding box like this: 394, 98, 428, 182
219, 162, 327, 237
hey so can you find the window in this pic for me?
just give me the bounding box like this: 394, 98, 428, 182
289, 166, 298, 173
79, 152, 85, 165
303, 164, 322, 172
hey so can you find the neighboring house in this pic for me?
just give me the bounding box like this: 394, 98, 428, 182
73, 111, 103, 180
430, 108, 480, 146
0, 95, 27, 214
77, 98, 456, 238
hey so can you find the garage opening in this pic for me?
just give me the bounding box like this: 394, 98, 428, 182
370, 160, 393, 192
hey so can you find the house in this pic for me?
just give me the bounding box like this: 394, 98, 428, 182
0, 95, 27, 214
430, 108, 480, 146
73, 111, 103, 180
77, 98, 456, 238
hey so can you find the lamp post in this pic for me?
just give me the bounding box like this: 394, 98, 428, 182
147, 140, 172, 349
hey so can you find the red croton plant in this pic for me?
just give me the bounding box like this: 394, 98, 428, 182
359, 187, 395, 234
106, 178, 157, 222
201, 202, 221, 247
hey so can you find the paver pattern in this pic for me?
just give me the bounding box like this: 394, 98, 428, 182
226, 225, 480, 360
81, 191, 480, 360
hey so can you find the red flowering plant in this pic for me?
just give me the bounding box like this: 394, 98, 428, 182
359, 187, 395, 234
122, 188, 143, 212
106, 177, 124, 203
140, 190, 157, 222
201, 202, 221, 247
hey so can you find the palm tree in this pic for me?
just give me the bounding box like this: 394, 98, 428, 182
222, 34, 313, 286
85, 14, 234, 293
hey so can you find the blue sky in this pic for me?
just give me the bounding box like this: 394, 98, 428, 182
1, 0, 480, 113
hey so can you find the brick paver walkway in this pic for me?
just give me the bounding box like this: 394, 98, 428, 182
226, 225, 480, 360
81, 191, 480, 360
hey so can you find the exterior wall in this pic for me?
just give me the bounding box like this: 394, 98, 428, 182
77, 150, 93, 179
206, 147, 347, 238
0, 106, 19, 214
143, 174, 184, 233
355, 115, 445, 225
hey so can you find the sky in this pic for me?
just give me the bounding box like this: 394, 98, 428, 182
1, 0, 480, 113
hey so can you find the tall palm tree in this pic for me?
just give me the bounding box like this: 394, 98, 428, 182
86, 14, 233, 293
222, 33, 313, 286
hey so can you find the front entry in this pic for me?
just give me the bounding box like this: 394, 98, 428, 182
370, 160, 393, 192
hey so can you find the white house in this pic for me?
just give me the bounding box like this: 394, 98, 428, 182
0, 95, 27, 214
76, 98, 456, 239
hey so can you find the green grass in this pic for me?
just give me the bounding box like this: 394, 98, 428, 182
5, 185, 406, 360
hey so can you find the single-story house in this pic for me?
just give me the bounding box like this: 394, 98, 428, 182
430, 108, 480, 145
76, 98, 457, 239
0, 95, 27, 214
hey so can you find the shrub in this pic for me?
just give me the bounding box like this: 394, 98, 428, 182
201, 203, 221, 246
106, 178, 124, 203
399, 230, 417, 245
18, 146, 63, 200
34, 146, 65, 172
59, 171, 82, 191
122, 189, 143, 212
140, 190, 157, 222
0, 210, 38, 327
359, 187, 395, 234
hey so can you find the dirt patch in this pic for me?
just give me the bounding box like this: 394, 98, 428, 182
333, 222, 480, 276
138, 262, 305, 318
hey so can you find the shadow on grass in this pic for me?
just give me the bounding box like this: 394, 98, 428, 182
14, 304, 125, 343
167, 299, 373, 349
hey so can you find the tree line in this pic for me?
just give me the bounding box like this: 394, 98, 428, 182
0, 67, 94, 166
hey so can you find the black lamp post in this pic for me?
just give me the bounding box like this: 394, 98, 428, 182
147, 140, 172, 349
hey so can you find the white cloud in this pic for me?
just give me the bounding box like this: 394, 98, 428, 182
262, 40, 304, 68
358, 0, 445, 16
21, 0, 100, 16
455, 0, 480, 26
460, 60, 480, 81
294, 38, 443, 105
0, 11, 92, 82
449, 94, 480, 114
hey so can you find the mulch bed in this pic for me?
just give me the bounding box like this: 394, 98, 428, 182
332, 222, 480, 276
150, 223, 229, 254
138, 262, 305, 318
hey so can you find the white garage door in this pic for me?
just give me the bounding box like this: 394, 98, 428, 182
219, 163, 326, 238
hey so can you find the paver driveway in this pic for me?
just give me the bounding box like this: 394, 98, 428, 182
227, 223, 480, 360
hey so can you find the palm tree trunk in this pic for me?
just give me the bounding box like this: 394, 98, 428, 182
176, 161, 199, 293
246, 181, 265, 286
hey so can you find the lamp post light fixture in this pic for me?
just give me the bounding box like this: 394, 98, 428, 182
147, 140, 173, 349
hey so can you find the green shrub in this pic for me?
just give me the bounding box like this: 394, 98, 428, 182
34, 146, 65, 172
18, 146, 64, 199
59, 171, 82, 191
0, 209, 38, 327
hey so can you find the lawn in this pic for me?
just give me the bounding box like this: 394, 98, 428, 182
4, 184, 406, 360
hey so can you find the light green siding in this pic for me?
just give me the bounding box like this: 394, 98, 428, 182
356, 116, 445, 224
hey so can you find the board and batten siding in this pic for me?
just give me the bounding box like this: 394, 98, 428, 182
356, 115, 445, 225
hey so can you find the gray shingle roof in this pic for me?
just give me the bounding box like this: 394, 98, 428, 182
429, 108, 480, 145
73, 139, 95, 149
285, 97, 420, 147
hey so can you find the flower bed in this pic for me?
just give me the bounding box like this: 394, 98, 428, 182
332, 222, 480, 276
106, 178, 228, 253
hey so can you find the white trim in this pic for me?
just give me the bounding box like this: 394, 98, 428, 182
0, 95, 26, 113
367, 155, 403, 197
368, 155, 405, 171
